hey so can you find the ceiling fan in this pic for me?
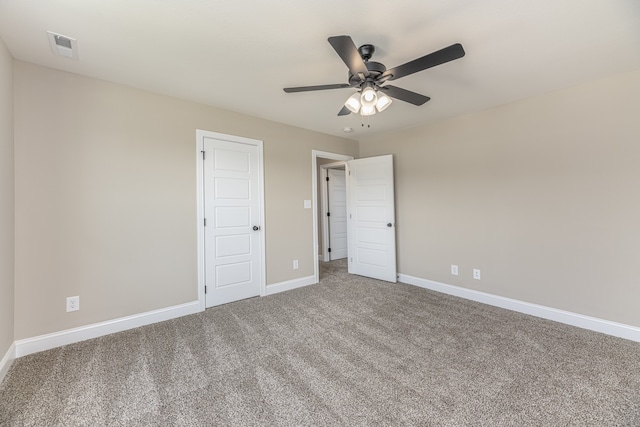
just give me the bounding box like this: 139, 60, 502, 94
283, 35, 465, 116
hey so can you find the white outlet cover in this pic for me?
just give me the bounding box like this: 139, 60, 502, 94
473, 269, 481, 280
451, 264, 459, 275
66, 296, 80, 312
303, 200, 311, 209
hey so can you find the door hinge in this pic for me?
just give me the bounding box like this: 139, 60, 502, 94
201, 150, 205, 159
328, 248, 331, 253
349, 170, 351, 175
205, 286, 207, 294
327, 212, 330, 217
326, 176, 329, 181
204, 218, 207, 226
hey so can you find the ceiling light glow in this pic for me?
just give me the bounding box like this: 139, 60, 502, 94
376, 93, 393, 112
361, 86, 377, 106
360, 104, 376, 116
344, 93, 361, 113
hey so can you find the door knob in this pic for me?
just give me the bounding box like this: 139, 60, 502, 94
253, 226, 260, 231
387, 223, 393, 227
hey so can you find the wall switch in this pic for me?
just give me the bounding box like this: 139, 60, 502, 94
451, 264, 459, 275
473, 269, 481, 280
66, 296, 80, 312
303, 200, 311, 209
293, 259, 299, 270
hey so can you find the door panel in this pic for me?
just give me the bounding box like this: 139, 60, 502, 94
214, 148, 250, 171
204, 136, 262, 307
347, 155, 397, 282
215, 207, 250, 228
357, 227, 386, 244
215, 178, 249, 199
216, 262, 252, 287
215, 235, 251, 257
357, 248, 387, 266
328, 168, 348, 260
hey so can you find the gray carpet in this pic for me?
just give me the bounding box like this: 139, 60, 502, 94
1, 259, 639, 426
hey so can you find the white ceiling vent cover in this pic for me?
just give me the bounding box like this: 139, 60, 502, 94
47, 31, 79, 59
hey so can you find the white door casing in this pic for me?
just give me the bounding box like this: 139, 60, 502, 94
347, 155, 397, 282
328, 168, 348, 260
197, 130, 265, 308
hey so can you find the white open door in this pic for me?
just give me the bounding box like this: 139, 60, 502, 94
347, 155, 397, 282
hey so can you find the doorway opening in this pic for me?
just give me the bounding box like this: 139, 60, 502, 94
312, 151, 353, 282
322, 164, 347, 261
320, 162, 348, 279
312, 151, 398, 284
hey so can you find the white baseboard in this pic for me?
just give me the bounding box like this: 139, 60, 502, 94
266, 275, 316, 296
15, 301, 201, 358
398, 274, 640, 343
0, 342, 16, 384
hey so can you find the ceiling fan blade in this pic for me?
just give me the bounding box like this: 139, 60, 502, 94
284, 83, 351, 93
380, 85, 430, 106
328, 35, 370, 79
338, 105, 351, 116
383, 43, 465, 81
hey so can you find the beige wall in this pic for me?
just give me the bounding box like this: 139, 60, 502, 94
0, 38, 14, 357
13, 61, 357, 340
360, 69, 640, 327
9, 57, 639, 343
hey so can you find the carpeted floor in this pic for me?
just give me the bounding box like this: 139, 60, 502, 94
1, 259, 639, 426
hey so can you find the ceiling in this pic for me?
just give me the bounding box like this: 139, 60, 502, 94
1, 0, 639, 138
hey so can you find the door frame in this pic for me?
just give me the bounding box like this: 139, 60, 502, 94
320, 161, 347, 262
196, 129, 266, 311
312, 150, 354, 284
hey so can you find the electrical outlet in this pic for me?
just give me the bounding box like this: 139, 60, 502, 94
473, 269, 481, 280
293, 259, 299, 270
451, 264, 459, 275
66, 296, 80, 312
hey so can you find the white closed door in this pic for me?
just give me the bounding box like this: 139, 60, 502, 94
203, 135, 263, 307
328, 168, 348, 260
347, 155, 397, 282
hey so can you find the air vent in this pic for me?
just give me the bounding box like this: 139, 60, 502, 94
47, 31, 79, 60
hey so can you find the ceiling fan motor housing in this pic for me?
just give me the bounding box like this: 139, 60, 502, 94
358, 44, 375, 61
348, 61, 387, 87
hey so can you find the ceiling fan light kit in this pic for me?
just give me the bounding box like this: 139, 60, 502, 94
345, 92, 362, 113
283, 35, 465, 121
375, 93, 392, 112
344, 88, 393, 116
360, 104, 376, 116
361, 84, 377, 105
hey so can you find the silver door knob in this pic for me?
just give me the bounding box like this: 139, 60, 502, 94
253, 226, 260, 231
